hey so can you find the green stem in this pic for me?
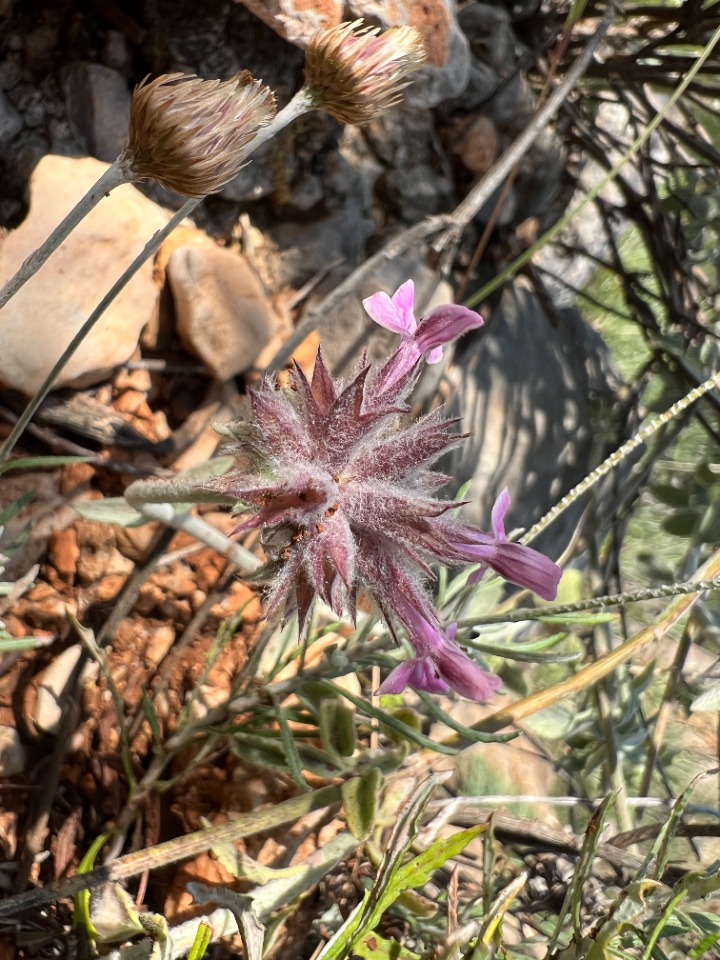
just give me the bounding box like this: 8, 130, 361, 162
455, 576, 720, 628
0, 159, 128, 310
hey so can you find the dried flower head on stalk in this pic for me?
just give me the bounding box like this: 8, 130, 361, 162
120, 71, 277, 197
201, 281, 562, 702
304, 20, 426, 124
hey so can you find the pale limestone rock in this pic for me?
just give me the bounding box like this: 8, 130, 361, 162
0, 725, 25, 777
0, 155, 168, 396
234, 0, 342, 47
167, 244, 279, 380
60, 62, 131, 162
144, 625, 175, 668
34, 644, 98, 734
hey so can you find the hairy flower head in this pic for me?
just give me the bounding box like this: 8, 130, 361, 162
121, 71, 276, 197
304, 20, 426, 125
200, 283, 561, 701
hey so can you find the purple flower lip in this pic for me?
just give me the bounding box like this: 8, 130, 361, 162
362, 281, 483, 394
438, 489, 563, 601
414, 305, 484, 360
378, 594, 502, 702
376, 656, 450, 696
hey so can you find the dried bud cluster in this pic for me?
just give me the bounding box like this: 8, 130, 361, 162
304, 20, 426, 124
121, 71, 276, 197
200, 282, 562, 702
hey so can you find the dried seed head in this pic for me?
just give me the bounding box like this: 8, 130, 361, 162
121, 71, 277, 197
304, 20, 426, 125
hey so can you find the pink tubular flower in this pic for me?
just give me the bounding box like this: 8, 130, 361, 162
378, 599, 501, 702
362, 281, 483, 394
377, 657, 450, 697
437, 489, 562, 601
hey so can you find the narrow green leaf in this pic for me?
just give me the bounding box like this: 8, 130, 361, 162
316, 680, 458, 755
483, 814, 495, 916
141, 690, 163, 751
547, 794, 614, 952
563, 0, 589, 30
393, 826, 484, 892
316, 896, 369, 960
473, 871, 528, 956
354, 931, 420, 959
640, 888, 689, 960
467, 640, 580, 664
250, 833, 358, 921
698, 499, 720, 543
210, 843, 301, 883
268, 690, 310, 792
0, 455, 89, 476
586, 879, 661, 960
74, 497, 149, 528
0, 635, 52, 653
343, 768, 383, 841
320, 699, 357, 757
317, 776, 445, 960
652, 483, 691, 507
466, 631, 573, 654
394, 889, 437, 918
536, 612, 617, 626
229, 731, 337, 780
662, 508, 698, 538
690, 925, 720, 959
650, 773, 709, 882
416, 691, 518, 744
73, 834, 109, 940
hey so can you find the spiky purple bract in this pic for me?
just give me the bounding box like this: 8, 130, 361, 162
201, 284, 562, 702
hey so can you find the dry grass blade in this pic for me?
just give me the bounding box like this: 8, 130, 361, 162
468, 548, 720, 736
0, 783, 345, 919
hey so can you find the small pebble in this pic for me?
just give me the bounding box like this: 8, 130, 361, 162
144, 625, 176, 668
0, 726, 26, 777
34, 644, 83, 734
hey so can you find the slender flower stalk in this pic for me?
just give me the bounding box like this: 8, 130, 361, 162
0, 83, 317, 465
198, 281, 562, 701
0, 19, 425, 328
0, 71, 276, 312
0, 199, 201, 466
0, 160, 128, 310
0, 19, 425, 314
304, 20, 426, 125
